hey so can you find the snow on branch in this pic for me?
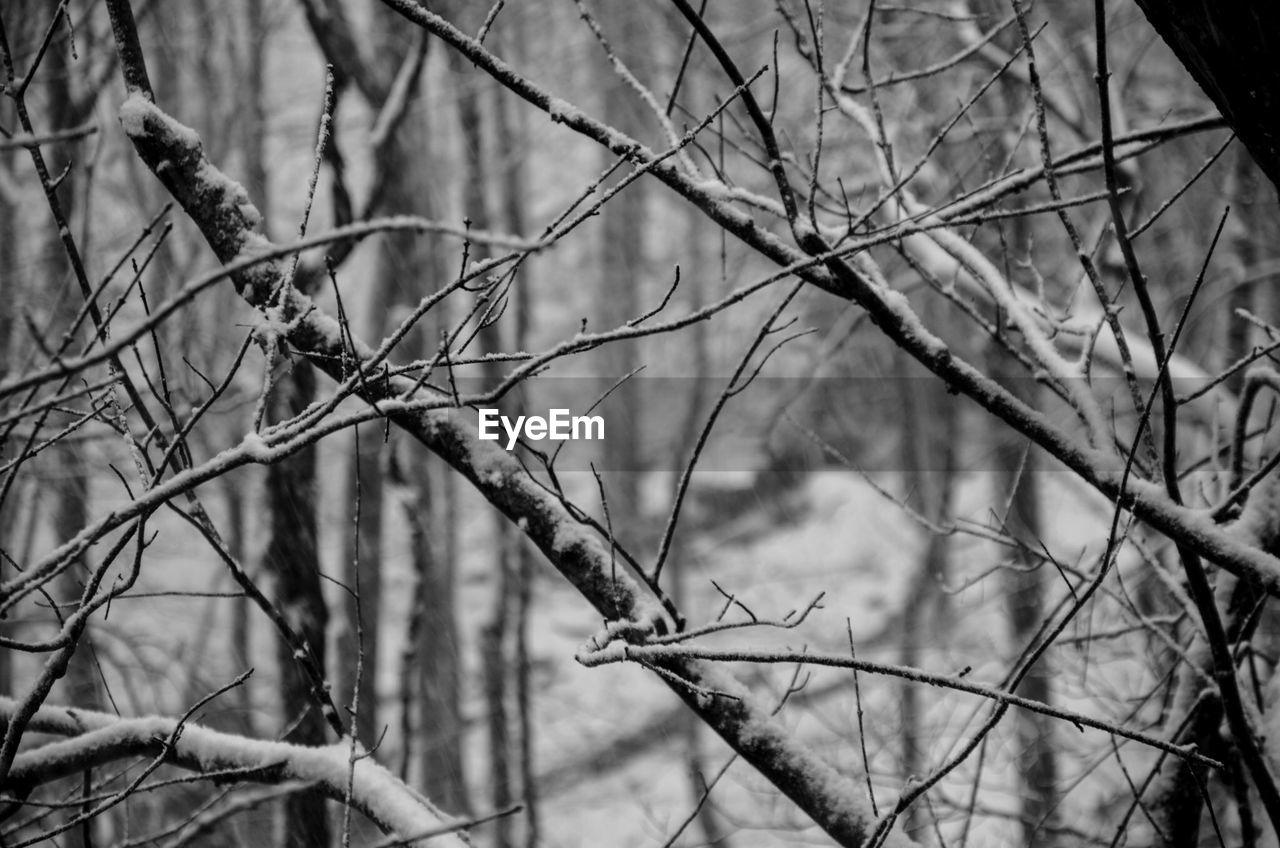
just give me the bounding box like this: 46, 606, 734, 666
115, 92, 910, 848
369, 0, 1280, 602
0, 697, 465, 846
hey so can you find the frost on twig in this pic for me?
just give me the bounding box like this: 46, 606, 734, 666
1, 697, 465, 846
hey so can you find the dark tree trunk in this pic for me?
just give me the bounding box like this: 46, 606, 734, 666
996, 431, 1057, 845
265, 359, 330, 848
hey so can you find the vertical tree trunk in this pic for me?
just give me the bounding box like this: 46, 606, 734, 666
989, 219, 1057, 847
442, 22, 520, 842
407, 461, 469, 813
265, 361, 331, 848
896, 340, 955, 839
248, 9, 330, 839
365, 9, 470, 813
0, 111, 19, 701
994, 407, 1058, 845
41, 37, 103, 848
975, 18, 1060, 834
494, 15, 540, 840
670, 113, 733, 847
337, 425, 384, 747
223, 0, 270, 741
595, 2, 650, 545
513, 541, 538, 848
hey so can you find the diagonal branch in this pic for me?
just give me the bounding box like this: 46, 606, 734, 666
0, 697, 464, 846
113, 89, 910, 848
371, 0, 1280, 601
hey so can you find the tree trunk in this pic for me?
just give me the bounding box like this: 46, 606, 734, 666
336, 425, 384, 747
0, 98, 19, 703
896, 342, 955, 839
670, 123, 733, 847
42, 37, 104, 848
494, 17, 541, 840
439, 24, 518, 841
366, 7, 470, 812
265, 360, 331, 848
996, 421, 1057, 845
595, 1, 650, 546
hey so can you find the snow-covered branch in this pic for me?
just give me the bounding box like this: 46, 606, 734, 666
0, 697, 465, 846
374, 0, 1280, 601
114, 90, 910, 848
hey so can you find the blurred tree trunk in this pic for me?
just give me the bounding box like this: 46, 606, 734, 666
264, 358, 330, 848
215, 2, 334, 841
299, 0, 387, 767
595, 1, 649, 546
337, 423, 384, 748
992, 371, 1057, 845
367, 8, 470, 813
495, 14, 541, 842
443, 27, 517, 845
224, 0, 271, 738
665, 49, 734, 841
42, 36, 104, 848
407, 460, 468, 813
671, 216, 733, 846
896, 337, 955, 840
992, 167, 1056, 848
0, 109, 19, 700
968, 11, 1060, 835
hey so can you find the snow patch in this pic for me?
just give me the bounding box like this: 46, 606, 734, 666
879, 287, 949, 360
118, 94, 201, 150
117, 93, 154, 138
240, 431, 272, 462
547, 97, 579, 125
692, 178, 734, 202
